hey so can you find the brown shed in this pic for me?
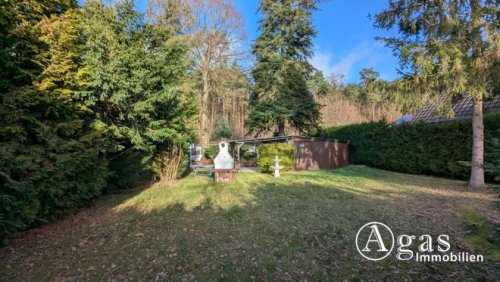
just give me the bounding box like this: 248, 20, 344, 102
230, 136, 349, 170
292, 137, 349, 170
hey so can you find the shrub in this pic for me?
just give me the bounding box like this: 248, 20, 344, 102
320, 113, 500, 181
257, 143, 295, 173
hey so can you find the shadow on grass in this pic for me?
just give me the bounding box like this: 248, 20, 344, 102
0, 168, 498, 281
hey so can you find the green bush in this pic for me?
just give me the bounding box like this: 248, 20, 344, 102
320, 113, 500, 181
257, 143, 295, 173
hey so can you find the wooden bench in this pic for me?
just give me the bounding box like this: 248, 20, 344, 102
190, 164, 214, 176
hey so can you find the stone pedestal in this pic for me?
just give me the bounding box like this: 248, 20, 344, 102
213, 169, 236, 183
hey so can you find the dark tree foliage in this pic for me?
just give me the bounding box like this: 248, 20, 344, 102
0, 0, 197, 243
0, 0, 108, 243
79, 0, 197, 182
247, 0, 320, 136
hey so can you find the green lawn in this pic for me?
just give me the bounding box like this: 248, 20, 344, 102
1, 167, 498, 280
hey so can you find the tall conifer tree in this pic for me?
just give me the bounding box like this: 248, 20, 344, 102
247, 0, 320, 136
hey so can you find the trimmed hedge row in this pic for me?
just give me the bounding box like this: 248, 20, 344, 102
0, 133, 110, 244
0, 146, 174, 244
320, 114, 500, 181
257, 143, 295, 173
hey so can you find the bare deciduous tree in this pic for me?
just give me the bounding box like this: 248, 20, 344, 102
187, 0, 246, 147
147, 0, 247, 147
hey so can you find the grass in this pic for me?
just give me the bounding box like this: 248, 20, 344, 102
456, 206, 500, 262
1, 166, 498, 281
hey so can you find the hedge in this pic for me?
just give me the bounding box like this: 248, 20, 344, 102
320, 114, 500, 181
257, 143, 295, 173
0, 146, 171, 244
0, 138, 109, 244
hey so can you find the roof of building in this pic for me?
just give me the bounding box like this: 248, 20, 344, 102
412, 95, 500, 123
229, 135, 348, 144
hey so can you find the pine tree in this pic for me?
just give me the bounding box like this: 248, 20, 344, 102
247, 0, 320, 136
375, 0, 499, 188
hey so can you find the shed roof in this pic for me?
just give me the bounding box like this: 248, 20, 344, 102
230, 135, 348, 145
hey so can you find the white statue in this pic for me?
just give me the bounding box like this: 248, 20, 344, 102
213, 141, 234, 169
270, 156, 283, 177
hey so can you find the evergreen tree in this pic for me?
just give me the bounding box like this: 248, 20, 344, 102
247, 0, 320, 136
79, 0, 197, 182
375, 0, 499, 188
0, 0, 108, 242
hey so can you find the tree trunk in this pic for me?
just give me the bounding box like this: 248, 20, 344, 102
468, 0, 486, 189
231, 97, 237, 138
468, 96, 485, 189
156, 145, 183, 184
200, 71, 210, 147
212, 94, 217, 123
277, 121, 285, 136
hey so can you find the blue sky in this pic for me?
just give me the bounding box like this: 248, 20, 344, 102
135, 0, 400, 83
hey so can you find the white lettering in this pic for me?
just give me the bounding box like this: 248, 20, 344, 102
418, 235, 433, 252
362, 224, 388, 252
437, 234, 450, 252
396, 235, 415, 260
